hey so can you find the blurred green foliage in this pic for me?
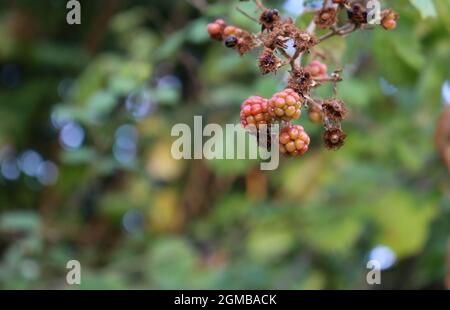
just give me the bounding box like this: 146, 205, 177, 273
0, 0, 449, 289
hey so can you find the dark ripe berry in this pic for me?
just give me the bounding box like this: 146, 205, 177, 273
240, 96, 272, 129
279, 125, 310, 156
225, 35, 238, 48
269, 88, 303, 121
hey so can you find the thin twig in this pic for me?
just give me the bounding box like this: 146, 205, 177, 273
184, 0, 207, 12
317, 24, 356, 43
254, 0, 266, 10
236, 7, 260, 24
304, 95, 323, 111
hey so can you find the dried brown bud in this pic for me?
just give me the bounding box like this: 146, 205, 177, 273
314, 8, 338, 29
322, 98, 347, 121
323, 127, 347, 150
287, 68, 313, 95
293, 31, 317, 53
347, 3, 367, 25
280, 18, 297, 37
259, 9, 280, 31
236, 33, 257, 55
258, 49, 281, 75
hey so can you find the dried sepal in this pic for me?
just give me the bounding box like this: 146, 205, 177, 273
322, 98, 347, 121
259, 9, 281, 32
347, 3, 367, 25
258, 48, 281, 75
315, 8, 338, 29
323, 126, 347, 150
287, 68, 313, 95
293, 30, 317, 53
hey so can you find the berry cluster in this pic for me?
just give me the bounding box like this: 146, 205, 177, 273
279, 125, 310, 156
208, 0, 399, 157
207, 19, 256, 55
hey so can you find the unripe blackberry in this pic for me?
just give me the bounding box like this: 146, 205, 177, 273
305, 60, 328, 78
381, 9, 399, 30
269, 88, 303, 121
207, 23, 222, 40
308, 105, 323, 123
240, 96, 272, 129
279, 125, 310, 156
223, 25, 243, 37
382, 19, 397, 30
207, 19, 227, 41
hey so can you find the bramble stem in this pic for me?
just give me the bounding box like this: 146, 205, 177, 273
254, 0, 266, 10
236, 7, 260, 24
304, 95, 323, 112
317, 24, 356, 43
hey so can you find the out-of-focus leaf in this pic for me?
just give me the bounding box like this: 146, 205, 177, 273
369, 191, 436, 258
409, 0, 437, 19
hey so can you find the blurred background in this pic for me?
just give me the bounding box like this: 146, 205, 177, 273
0, 0, 449, 289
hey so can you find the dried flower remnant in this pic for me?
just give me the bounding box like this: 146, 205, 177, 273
258, 48, 280, 75
322, 98, 347, 122
315, 8, 338, 29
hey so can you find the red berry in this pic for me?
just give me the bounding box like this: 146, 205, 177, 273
223, 25, 243, 37
240, 96, 272, 129
215, 19, 226, 27
269, 88, 303, 121
305, 60, 328, 78
382, 19, 397, 30
308, 109, 323, 124
279, 125, 310, 156
208, 22, 222, 40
